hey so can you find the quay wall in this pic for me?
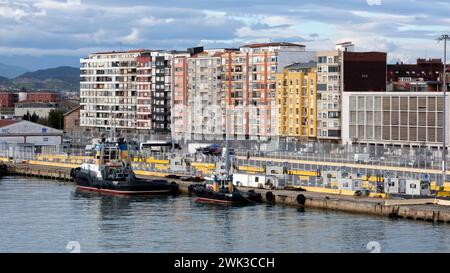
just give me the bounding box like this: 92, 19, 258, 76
4, 162, 450, 224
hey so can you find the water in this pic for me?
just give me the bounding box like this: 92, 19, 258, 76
0, 176, 449, 253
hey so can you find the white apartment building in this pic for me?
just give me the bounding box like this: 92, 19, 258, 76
186, 51, 225, 140
80, 50, 175, 135
316, 49, 344, 141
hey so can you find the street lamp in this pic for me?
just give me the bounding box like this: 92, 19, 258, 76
438, 34, 449, 188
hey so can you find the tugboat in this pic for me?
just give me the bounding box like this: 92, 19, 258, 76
187, 107, 262, 205
188, 174, 262, 205
70, 137, 178, 196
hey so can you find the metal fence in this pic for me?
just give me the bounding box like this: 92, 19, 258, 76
0, 139, 446, 185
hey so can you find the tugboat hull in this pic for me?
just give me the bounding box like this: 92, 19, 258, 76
0, 163, 8, 178
189, 184, 262, 205
71, 167, 178, 196
76, 186, 173, 196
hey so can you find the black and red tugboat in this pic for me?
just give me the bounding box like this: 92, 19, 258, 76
188, 108, 262, 205
188, 174, 262, 205
70, 137, 178, 196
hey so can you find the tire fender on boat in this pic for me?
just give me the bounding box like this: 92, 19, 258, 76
296, 194, 306, 205
170, 182, 179, 194
266, 191, 275, 203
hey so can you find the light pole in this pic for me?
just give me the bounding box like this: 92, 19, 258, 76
438, 34, 449, 188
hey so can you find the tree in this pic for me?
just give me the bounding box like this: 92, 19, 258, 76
23, 111, 31, 121
31, 112, 38, 122
46, 109, 65, 129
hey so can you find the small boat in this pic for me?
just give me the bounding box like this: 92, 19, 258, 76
70, 137, 178, 196
188, 174, 262, 205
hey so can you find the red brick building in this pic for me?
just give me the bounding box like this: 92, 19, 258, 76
387, 59, 443, 91
63, 106, 81, 134
342, 51, 387, 92
26, 92, 59, 103
0, 92, 18, 107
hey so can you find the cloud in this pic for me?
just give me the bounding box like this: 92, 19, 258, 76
123, 28, 140, 44
0, 0, 449, 69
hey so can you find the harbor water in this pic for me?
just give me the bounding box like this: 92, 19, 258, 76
1, 176, 450, 253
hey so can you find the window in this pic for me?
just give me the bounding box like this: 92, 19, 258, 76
318, 56, 327, 63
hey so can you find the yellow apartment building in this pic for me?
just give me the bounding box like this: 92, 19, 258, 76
276, 62, 317, 139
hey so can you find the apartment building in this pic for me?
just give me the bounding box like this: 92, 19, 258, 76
186, 50, 225, 140
172, 54, 189, 140
171, 47, 205, 141
276, 62, 317, 140
316, 42, 387, 142
316, 49, 342, 141
221, 42, 308, 141
342, 92, 448, 148
80, 50, 179, 134
81, 50, 144, 131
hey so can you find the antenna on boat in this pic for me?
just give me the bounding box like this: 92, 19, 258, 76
110, 106, 117, 140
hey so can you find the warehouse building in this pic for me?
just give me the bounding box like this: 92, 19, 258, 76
0, 120, 63, 146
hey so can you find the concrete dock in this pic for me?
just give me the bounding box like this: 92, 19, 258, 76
5, 162, 450, 224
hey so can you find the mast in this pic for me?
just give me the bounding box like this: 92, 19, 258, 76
439, 34, 449, 188
225, 106, 231, 178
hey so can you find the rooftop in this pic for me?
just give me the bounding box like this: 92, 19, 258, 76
63, 106, 81, 116
285, 61, 317, 70
0, 119, 18, 128
241, 42, 305, 48
93, 49, 150, 55
15, 101, 57, 108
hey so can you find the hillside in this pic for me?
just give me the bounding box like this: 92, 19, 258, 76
0, 62, 29, 78
12, 66, 79, 92
0, 76, 11, 85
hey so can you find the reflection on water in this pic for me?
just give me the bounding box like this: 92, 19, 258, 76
1, 176, 450, 253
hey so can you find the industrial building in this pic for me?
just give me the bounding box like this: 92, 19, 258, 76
342, 92, 448, 148
14, 102, 57, 119
0, 120, 63, 146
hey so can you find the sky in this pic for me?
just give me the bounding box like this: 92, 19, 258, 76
0, 0, 449, 70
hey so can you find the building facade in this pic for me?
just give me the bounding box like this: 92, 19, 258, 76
342, 92, 448, 148
316, 43, 387, 142
80, 50, 144, 131
220, 43, 308, 141
276, 62, 317, 139
172, 55, 189, 140
63, 106, 81, 135
15, 102, 57, 119
316, 49, 342, 141
26, 92, 59, 103
0, 92, 17, 108
0, 120, 63, 146
387, 59, 443, 92
80, 50, 178, 135
186, 51, 225, 140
